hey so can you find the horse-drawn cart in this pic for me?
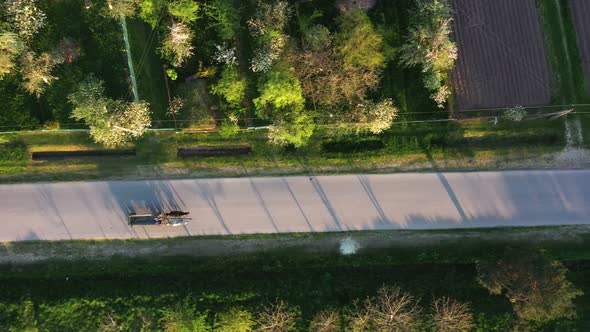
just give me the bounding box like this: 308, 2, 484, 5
127, 210, 191, 227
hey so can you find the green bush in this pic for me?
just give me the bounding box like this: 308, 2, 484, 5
218, 119, 240, 138
322, 138, 384, 153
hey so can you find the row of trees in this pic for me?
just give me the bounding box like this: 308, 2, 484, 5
1, 0, 457, 148
6, 248, 582, 332
107, 251, 580, 332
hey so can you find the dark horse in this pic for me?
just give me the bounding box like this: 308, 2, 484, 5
166, 210, 190, 217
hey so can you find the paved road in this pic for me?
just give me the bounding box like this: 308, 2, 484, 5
1, 170, 589, 242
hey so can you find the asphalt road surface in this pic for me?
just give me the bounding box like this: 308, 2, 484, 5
1, 170, 589, 242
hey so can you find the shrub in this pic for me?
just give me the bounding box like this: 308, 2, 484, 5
211, 66, 246, 110
218, 119, 240, 138
214, 308, 254, 332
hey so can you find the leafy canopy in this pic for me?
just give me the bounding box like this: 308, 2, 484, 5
336, 10, 385, 72
69, 75, 152, 147
477, 249, 583, 322
211, 66, 246, 110
168, 0, 200, 23
254, 64, 305, 118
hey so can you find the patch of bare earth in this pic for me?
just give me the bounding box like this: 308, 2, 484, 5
450, 0, 552, 110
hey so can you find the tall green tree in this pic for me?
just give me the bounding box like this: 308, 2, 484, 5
336, 10, 385, 73
168, 0, 200, 23
253, 64, 305, 119
69, 76, 152, 147
205, 0, 240, 41
211, 66, 247, 111
477, 249, 583, 323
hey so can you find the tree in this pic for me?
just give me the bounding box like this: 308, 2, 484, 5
211, 66, 246, 110
336, 10, 385, 72
431, 297, 475, 332
255, 300, 297, 332
214, 308, 255, 332
139, 0, 167, 27
20, 52, 56, 97
309, 310, 341, 332
364, 286, 421, 331
477, 249, 583, 323
248, 0, 290, 73
399, 0, 457, 108
168, 0, 200, 23
353, 98, 398, 134
161, 22, 194, 66
4, 0, 46, 41
253, 64, 305, 119
69, 76, 152, 147
267, 110, 315, 148
0, 32, 22, 78
303, 24, 332, 53
205, 0, 240, 41
292, 12, 385, 111
105, 0, 141, 18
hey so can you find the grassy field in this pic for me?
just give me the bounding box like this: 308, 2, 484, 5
0, 227, 589, 331
0, 118, 568, 183
537, 0, 589, 104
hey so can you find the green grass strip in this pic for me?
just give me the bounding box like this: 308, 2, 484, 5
537, 0, 589, 103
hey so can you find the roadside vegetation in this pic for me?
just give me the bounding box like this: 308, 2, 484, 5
0, 117, 566, 183
0, 228, 589, 331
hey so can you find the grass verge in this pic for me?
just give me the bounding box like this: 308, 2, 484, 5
0, 227, 589, 331
537, 0, 589, 103
0, 119, 569, 183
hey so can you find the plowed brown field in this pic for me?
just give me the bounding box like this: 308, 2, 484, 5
570, 0, 590, 95
450, 0, 551, 110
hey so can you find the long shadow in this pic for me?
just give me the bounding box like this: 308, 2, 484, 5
309, 176, 343, 231
419, 138, 469, 222
248, 178, 280, 233
194, 180, 232, 234
357, 175, 390, 224
280, 177, 314, 232
34, 185, 73, 239
257, 154, 315, 232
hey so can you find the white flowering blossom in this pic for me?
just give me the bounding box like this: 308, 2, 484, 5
213, 44, 237, 66
5, 0, 47, 41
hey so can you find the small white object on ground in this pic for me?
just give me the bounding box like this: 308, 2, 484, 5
339, 237, 360, 255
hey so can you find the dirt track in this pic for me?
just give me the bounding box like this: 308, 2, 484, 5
570, 0, 590, 95
450, 0, 552, 110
